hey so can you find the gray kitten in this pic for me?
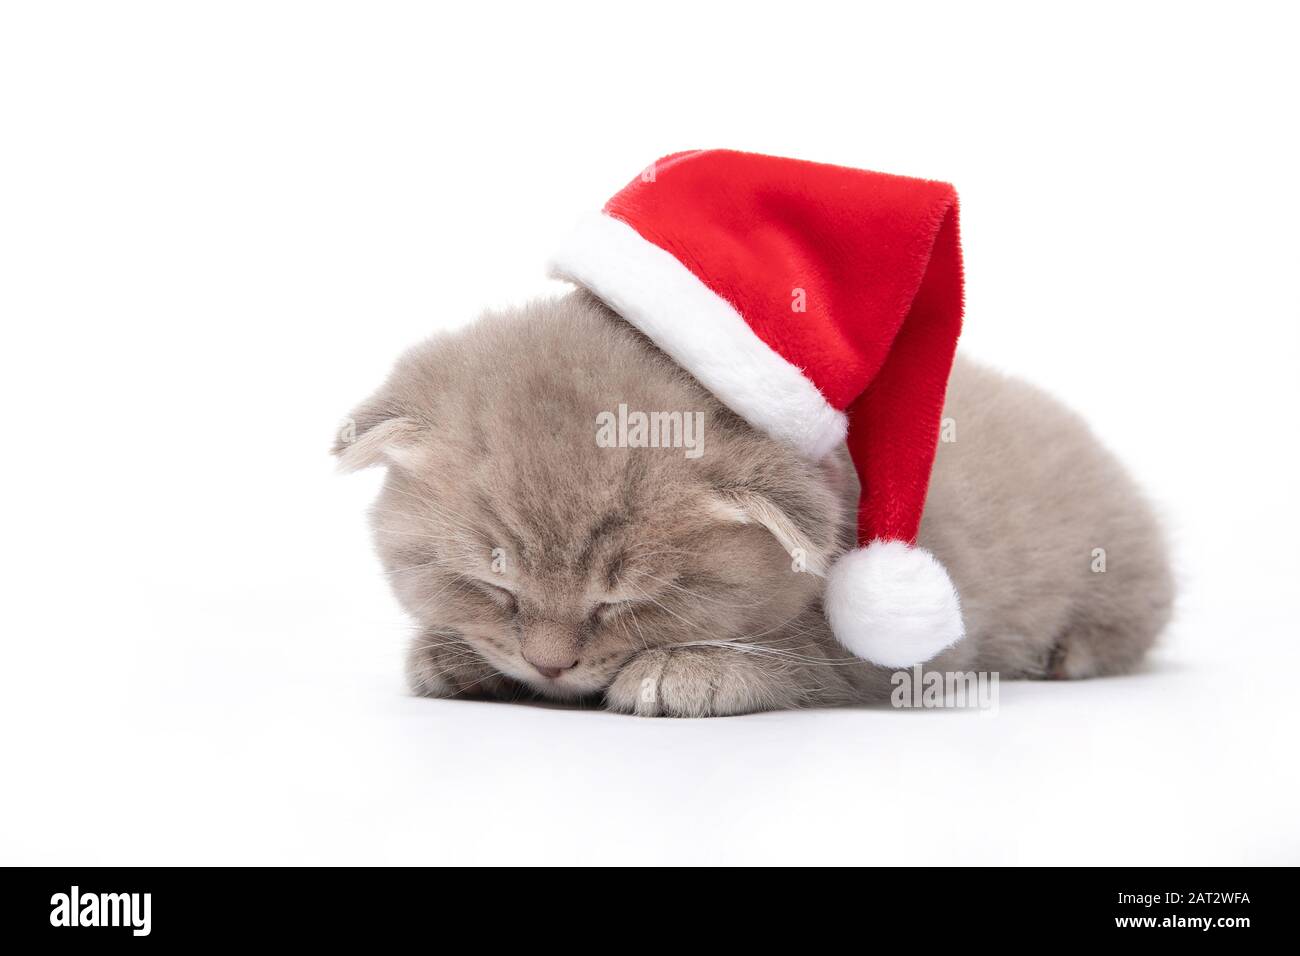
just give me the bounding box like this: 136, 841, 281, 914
335, 292, 1173, 716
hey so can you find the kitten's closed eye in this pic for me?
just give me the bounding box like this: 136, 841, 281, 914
588, 599, 636, 626
467, 577, 518, 614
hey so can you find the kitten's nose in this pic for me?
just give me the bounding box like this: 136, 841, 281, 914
520, 621, 580, 680
523, 653, 578, 680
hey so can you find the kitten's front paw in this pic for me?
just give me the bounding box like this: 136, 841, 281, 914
406, 631, 515, 700
605, 647, 786, 718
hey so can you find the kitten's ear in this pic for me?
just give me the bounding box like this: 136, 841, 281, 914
708, 446, 851, 577
709, 491, 831, 577
332, 400, 429, 473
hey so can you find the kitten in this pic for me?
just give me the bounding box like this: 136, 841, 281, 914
335, 292, 1173, 716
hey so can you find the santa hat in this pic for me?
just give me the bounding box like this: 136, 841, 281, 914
550, 149, 965, 669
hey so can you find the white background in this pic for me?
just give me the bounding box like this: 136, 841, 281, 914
2, 2, 1297, 865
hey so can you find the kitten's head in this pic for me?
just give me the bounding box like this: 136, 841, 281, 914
335, 292, 851, 700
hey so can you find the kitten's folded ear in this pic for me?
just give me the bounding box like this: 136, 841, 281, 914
332, 398, 430, 473
710, 491, 832, 576
710, 450, 851, 577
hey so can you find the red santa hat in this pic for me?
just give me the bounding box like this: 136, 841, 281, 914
550, 149, 965, 669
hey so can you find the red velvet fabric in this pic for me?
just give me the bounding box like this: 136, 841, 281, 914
603, 150, 964, 546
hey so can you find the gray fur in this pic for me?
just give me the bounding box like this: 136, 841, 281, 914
335, 292, 1173, 716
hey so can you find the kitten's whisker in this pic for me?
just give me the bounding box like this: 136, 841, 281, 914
674, 638, 864, 667
403, 577, 478, 618
620, 583, 703, 633
632, 571, 769, 611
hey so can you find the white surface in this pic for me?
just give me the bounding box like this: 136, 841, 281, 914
2, 2, 1298, 865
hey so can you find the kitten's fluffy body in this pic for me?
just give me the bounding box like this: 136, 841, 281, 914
337, 293, 1173, 716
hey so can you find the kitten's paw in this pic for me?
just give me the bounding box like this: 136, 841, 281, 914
406, 632, 515, 700
605, 647, 786, 718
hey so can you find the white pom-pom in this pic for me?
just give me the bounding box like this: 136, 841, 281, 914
824, 540, 965, 668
